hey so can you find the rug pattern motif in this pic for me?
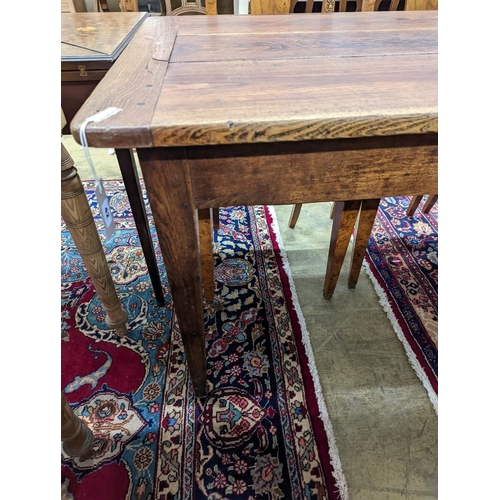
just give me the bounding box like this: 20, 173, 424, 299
61, 181, 338, 500
365, 196, 438, 394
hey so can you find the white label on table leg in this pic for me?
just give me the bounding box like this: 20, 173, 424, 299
95, 179, 115, 242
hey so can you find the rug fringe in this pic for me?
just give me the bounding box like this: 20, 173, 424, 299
363, 259, 438, 415
267, 206, 349, 500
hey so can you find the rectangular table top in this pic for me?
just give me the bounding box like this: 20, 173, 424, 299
61, 12, 148, 63
71, 11, 438, 149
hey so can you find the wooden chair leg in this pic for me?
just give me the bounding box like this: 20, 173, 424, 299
406, 195, 423, 217
329, 202, 335, 219
422, 194, 438, 213
348, 198, 380, 289
61, 143, 128, 336
198, 208, 215, 303
288, 203, 303, 228
323, 200, 362, 300
61, 392, 94, 459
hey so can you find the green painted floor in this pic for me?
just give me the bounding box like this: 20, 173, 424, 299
62, 135, 438, 500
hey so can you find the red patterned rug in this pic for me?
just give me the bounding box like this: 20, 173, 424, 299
61, 180, 347, 500
364, 196, 438, 413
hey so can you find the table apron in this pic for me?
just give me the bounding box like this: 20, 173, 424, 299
186, 134, 438, 208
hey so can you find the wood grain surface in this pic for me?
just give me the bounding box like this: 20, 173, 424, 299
71, 11, 437, 148
187, 134, 438, 208
61, 12, 148, 60
250, 0, 291, 14
61, 143, 129, 336
137, 147, 208, 396
70, 16, 180, 148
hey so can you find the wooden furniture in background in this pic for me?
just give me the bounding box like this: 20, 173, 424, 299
61, 12, 166, 306
62, 0, 88, 12
119, 0, 140, 11
406, 194, 437, 216
61, 13, 148, 131
160, 0, 218, 15
62, 0, 116, 12
61, 392, 94, 459
71, 11, 438, 397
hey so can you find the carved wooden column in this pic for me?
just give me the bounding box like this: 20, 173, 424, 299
61, 392, 94, 459
61, 142, 128, 336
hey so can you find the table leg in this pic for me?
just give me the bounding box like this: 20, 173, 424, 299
199, 208, 215, 304
323, 200, 361, 300
212, 207, 220, 231
348, 198, 380, 289
61, 142, 128, 336
61, 392, 94, 459
137, 147, 207, 397
115, 149, 165, 306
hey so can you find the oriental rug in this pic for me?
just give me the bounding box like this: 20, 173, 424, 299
61, 180, 347, 500
363, 196, 438, 413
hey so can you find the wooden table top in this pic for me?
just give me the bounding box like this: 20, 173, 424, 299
71, 11, 438, 149
61, 12, 148, 63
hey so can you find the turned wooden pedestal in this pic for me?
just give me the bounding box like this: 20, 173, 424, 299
61, 142, 128, 335
61, 392, 94, 459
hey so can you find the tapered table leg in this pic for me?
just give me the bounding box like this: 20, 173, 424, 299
61, 392, 94, 459
323, 200, 361, 300
61, 142, 128, 336
138, 147, 207, 397
115, 148, 165, 306
198, 208, 215, 304
212, 207, 220, 231
348, 198, 380, 289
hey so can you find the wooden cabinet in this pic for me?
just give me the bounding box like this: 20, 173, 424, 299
61, 12, 148, 134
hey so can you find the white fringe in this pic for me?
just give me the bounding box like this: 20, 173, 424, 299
267, 206, 349, 500
363, 260, 438, 415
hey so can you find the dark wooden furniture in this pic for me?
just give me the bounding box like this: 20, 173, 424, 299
71, 11, 438, 397
61, 12, 166, 307
406, 194, 438, 216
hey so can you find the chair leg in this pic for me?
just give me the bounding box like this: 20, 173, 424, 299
422, 194, 438, 213
198, 208, 215, 303
348, 198, 380, 289
406, 195, 423, 217
288, 203, 302, 228
61, 392, 94, 459
323, 200, 362, 300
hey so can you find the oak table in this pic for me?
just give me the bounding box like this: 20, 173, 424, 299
71, 11, 438, 397
61, 11, 166, 306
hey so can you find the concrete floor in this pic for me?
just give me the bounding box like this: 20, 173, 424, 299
62, 135, 438, 500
